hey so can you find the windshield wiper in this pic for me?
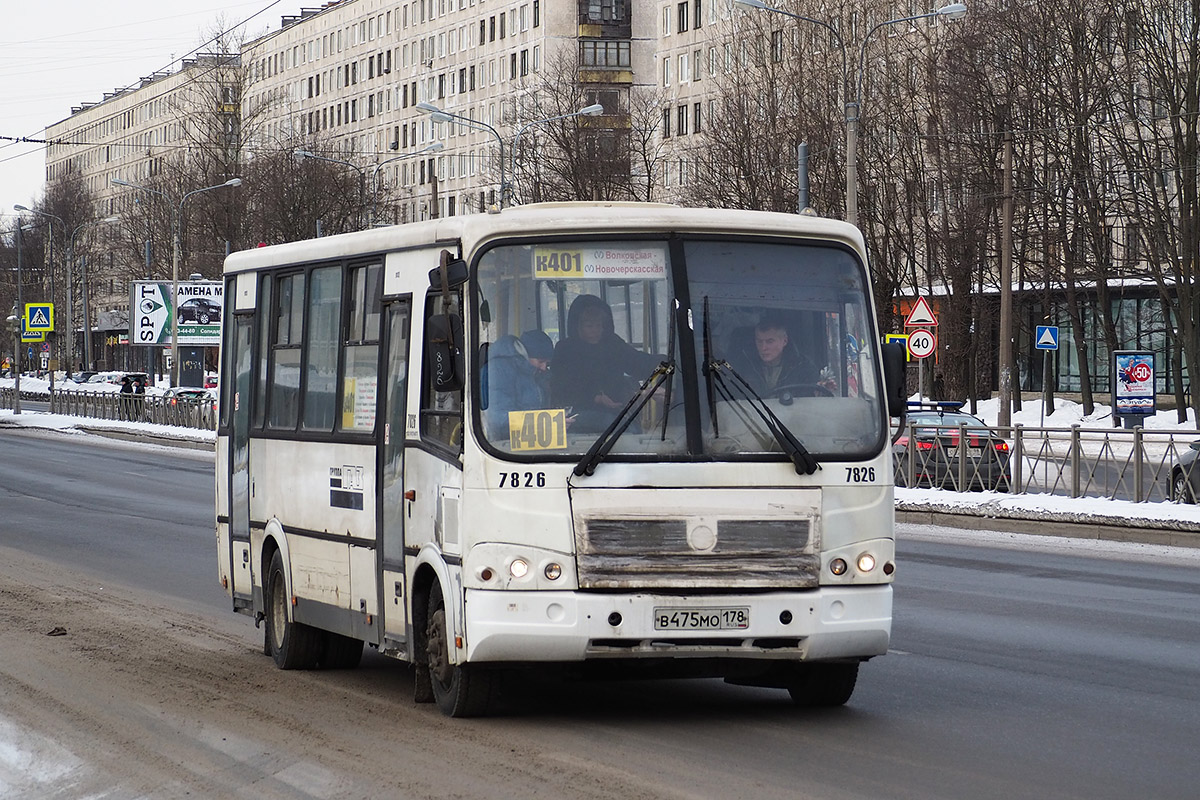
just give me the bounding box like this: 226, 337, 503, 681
706, 358, 821, 476
573, 360, 675, 477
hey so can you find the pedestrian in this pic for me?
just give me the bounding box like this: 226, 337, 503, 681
133, 377, 146, 420
119, 376, 134, 421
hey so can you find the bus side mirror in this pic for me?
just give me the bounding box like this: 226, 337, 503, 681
881, 341, 907, 420
427, 313, 464, 392
427, 258, 469, 289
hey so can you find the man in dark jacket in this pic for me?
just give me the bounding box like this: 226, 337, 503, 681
737, 315, 818, 396
550, 295, 660, 433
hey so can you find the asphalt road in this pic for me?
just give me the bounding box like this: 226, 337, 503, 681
2, 426, 1198, 799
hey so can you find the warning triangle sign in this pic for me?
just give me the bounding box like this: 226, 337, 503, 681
904, 297, 937, 327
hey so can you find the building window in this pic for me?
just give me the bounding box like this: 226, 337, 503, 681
677, 105, 688, 136
580, 40, 631, 68
662, 108, 671, 137
678, 1, 689, 32
693, 102, 701, 133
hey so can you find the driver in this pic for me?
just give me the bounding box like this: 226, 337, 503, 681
740, 314, 817, 395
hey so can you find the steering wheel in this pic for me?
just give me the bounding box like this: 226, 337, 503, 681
771, 383, 834, 399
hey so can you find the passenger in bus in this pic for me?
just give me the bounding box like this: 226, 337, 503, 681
732, 314, 819, 395
483, 330, 554, 439
551, 294, 661, 432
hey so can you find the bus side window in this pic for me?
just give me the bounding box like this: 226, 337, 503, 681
420, 291, 464, 454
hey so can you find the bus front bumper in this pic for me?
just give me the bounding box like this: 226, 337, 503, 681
463, 585, 891, 664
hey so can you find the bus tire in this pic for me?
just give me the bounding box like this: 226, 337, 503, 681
786, 661, 859, 707
425, 583, 496, 717
321, 633, 364, 669
265, 550, 323, 670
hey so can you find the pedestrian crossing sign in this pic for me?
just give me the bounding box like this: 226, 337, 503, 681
25, 302, 54, 332
20, 319, 45, 342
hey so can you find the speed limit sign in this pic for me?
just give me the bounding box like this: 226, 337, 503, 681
907, 328, 937, 359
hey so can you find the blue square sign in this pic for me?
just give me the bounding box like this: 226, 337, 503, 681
25, 302, 54, 332
1035, 325, 1058, 351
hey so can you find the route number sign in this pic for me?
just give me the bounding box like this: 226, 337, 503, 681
907, 328, 937, 359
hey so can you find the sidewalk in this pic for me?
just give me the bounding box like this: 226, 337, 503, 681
3, 405, 1198, 548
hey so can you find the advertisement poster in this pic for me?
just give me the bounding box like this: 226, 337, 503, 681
130, 281, 223, 346
1112, 351, 1156, 416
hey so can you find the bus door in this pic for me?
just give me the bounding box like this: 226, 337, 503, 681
227, 313, 254, 605
379, 299, 412, 646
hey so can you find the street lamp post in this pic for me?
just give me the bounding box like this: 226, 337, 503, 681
417, 102, 606, 208
66, 216, 120, 378
734, 0, 967, 227
10, 222, 29, 414
112, 177, 242, 387
293, 149, 368, 229
14, 205, 64, 390
416, 102, 506, 207
368, 142, 444, 227
510, 104, 605, 205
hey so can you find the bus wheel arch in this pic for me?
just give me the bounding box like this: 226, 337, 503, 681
410, 563, 438, 703
417, 573, 497, 717
263, 547, 322, 670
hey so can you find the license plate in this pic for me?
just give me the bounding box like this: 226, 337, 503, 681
654, 607, 750, 631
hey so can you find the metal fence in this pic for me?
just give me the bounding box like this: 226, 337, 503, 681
1, 388, 216, 430
894, 420, 1200, 503
4, 387, 1197, 501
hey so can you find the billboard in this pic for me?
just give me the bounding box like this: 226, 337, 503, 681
130, 281, 223, 346
1112, 350, 1156, 416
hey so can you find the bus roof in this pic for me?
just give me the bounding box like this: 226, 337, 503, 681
223, 202, 865, 274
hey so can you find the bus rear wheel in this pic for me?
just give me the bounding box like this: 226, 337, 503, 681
265, 550, 323, 670
425, 584, 496, 717
321, 632, 364, 669
786, 662, 859, 707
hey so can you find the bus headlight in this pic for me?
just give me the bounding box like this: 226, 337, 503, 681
464, 544, 576, 590
857, 553, 876, 573
830, 558, 848, 576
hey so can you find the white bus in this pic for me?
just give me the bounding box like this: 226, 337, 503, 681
216, 203, 907, 716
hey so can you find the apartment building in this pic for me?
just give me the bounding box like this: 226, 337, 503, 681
241, 0, 656, 220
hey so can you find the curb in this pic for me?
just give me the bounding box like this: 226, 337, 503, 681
896, 507, 1200, 549
75, 426, 215, 452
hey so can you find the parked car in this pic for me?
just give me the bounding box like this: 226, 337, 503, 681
163, 387, 215, 406
893, 401, 1012, 491
177, 297, 222, 325
68, 370, 98, 384
1169, 439, 1200, 503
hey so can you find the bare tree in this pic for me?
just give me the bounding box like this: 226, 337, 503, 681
1109, 0, 1200, 425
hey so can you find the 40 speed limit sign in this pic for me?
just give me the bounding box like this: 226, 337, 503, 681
907, 328, 937, 359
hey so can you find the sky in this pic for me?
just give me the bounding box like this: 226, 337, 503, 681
0, 0, 307, 228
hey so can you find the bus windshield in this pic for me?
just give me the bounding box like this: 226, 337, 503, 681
475, 236, 885, 461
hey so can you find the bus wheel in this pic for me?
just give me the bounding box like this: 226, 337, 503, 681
265, 550, 323, 670
425, 584, 496, 717
321, 633, 363, 669
786, 662, 859, 707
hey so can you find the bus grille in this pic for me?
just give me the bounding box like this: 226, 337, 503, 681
576, 518, 818, 589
